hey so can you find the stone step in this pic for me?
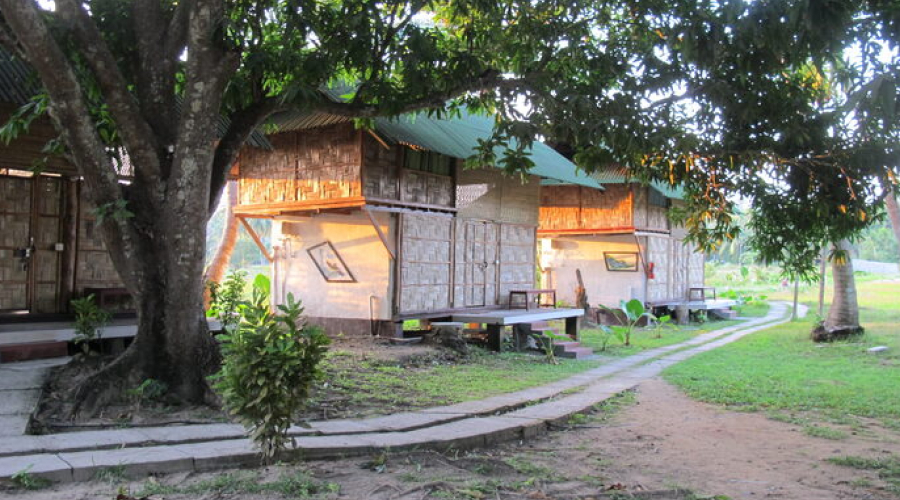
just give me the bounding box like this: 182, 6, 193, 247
709, 308, 738, 320
556, 346, 595, 359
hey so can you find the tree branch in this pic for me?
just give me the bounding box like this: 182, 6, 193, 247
133, 0, 181, 152
56, 0, 163, 185
316, 70, 533, 118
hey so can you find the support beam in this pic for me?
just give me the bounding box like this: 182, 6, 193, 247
363, 207, 396, 260
367, 129, 391, 150
237, 216, 273, 263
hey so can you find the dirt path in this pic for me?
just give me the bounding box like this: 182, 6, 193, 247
5, 378, 898, 499
545, 378, 900, 499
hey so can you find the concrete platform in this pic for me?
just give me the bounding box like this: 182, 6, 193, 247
451, 307, 584, 325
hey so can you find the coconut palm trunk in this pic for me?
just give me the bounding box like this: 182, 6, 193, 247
811, 239, 864, 341
204, 180, 239, 306
884, 186, 900, 262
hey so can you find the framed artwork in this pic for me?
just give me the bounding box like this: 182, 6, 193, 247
307, 241, 356, 283
604, 252, 639, 272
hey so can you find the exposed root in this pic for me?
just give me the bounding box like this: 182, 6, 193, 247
69, 348, 147, 418
810, 323, 865, 342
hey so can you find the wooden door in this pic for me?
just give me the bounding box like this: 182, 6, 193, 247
0, 175, 63, 313
457, 220, 499, 308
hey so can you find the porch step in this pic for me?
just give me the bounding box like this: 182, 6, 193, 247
551, 340, 594, 359
709, 308, 738, 320
556, 346, 595, 359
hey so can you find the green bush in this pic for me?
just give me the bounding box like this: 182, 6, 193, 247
211, 279, 330, 462
207, 270, 248, 333
71, 294, 111, 354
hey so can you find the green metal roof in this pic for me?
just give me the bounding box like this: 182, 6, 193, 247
373, 112, 602, 190
589, 166, 685, 200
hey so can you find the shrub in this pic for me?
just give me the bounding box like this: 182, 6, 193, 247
207, 270, 248, 333
71, 294, 111, 354
212, 280, 330, 462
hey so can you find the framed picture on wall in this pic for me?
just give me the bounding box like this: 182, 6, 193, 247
307, 241, 356, 283
604, 252, 639, 272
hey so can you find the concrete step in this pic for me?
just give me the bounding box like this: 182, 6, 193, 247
556, 346, 595, 359
709, 308, 738, 320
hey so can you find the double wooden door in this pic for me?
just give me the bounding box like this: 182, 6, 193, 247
0, 174, 63, 313
456, 220, 500, 307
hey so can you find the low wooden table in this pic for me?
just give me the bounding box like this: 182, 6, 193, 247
688, 287, 716, 301
451, 308, 583, 351
508, 289, 557, 310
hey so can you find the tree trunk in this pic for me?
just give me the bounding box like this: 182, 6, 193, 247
811, 239, 864, 342
884, 185, 900, 262
204, 180, 239, 305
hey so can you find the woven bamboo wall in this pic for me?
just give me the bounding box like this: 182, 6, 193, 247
75, 198, 122, 293
457, 168, 539, 224
645, 235, 670, 302
362, 133, 400, 200
539, 184, 633, 231
399, 213, 453, 313
238, 124, 362, 205
498, 223, 536, 305
0, 175, 31, 310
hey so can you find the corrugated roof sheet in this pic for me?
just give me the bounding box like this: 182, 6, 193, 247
0, 52, 40, 105
589, 166, 685, 200
373, 111, 602, 189
266, 110, 351, 131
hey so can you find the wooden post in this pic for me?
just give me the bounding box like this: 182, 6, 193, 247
565, 316, 579, 341
818, 248, 827, 318
58, 177, 79, 311
486, 324, 502, 351
792, 276, 799, 321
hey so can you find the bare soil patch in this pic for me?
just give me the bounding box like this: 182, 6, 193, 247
11, 377, 900, 499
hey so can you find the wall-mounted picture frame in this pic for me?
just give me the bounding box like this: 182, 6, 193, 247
604, 252, 639, 272
307, 241, 356, 283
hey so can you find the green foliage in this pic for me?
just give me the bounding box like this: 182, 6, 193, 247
212, 279, 330, 462
10, 466, 50, 490
93, 199, 135, 225
70, 294, 112, 354
719, 289, 769, 315
207, 270, 249, 332
126, 379, 168, 406
136, 470, 339, 498
598, 299, 656, 347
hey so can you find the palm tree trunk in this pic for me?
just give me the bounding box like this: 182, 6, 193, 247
884, 185, 900, 262
204, 180, 239, 305
811, 239, 864, 341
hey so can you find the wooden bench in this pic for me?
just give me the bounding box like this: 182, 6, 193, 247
508, 289, 557, 310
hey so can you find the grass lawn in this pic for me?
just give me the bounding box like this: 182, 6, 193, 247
578, 302, 770, 357
664, 279, 900, 429
304, 349, 603, 419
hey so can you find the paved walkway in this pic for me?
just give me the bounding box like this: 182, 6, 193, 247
0, 302, 801, 483
0, 358, 67, 437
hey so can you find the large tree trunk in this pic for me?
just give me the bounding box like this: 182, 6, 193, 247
811, 239, 864, 342
204, 180, 239, 305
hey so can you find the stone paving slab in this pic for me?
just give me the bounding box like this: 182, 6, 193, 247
59, 445, 193, 481
0, 453, 72, 483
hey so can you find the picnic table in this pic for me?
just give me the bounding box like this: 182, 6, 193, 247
451, 308, 583, 351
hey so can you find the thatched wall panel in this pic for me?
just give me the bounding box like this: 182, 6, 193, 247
238, 124, 362, 205
399, 213, 453, 313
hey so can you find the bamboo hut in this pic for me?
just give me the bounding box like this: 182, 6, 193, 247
235, 110, 599, 337
538, 167, 711, 312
